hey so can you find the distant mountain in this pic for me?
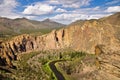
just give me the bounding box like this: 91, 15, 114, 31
0, 17, 65, 34
41, 18, 64, 28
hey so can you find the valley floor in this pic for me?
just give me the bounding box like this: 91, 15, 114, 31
0, 49, 120, 80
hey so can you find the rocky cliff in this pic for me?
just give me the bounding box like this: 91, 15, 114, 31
94, 45, 120, 80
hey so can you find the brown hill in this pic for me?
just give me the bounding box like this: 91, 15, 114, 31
0, 17, 65, 34
101, 12, 120, 26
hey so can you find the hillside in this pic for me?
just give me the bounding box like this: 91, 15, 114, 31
102, 12, 120, 41
0, 17, 65, 34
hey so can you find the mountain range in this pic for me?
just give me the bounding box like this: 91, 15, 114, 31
0, 17, 65, 34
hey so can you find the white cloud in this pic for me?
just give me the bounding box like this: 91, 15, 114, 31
44, 0, 92, 8
51, 13, 81, 20
22, 0, 92, 16
87, 14, 111, 19
46, 0, 59, 5
24, 16, 36, 19
106, 6, 120, 12
93, 6, 100, 10
0, 0, 22, 19
50, 13, 87, 24
23, 3, 55, 15
55, 8, 67, 12
60, 0, 92, 8
106, 0, 120, 5
50, 13, 110, 24
72, 6, 101, 14
0, 0, 18, 9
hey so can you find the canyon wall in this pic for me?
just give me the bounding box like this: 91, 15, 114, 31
0, 13, 120, 69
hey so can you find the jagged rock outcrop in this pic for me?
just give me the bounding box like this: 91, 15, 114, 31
0, 42, 16, 68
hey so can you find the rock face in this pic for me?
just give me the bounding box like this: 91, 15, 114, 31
0, 41, 16, 68
95, 45, 120, 80
0, 12, 120, 71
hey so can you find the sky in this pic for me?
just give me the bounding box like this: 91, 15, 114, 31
0, 0, 120, 24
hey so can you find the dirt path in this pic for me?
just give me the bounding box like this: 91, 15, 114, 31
49, 60, 65, 80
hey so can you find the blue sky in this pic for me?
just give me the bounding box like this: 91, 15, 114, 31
0, 0, 120, 24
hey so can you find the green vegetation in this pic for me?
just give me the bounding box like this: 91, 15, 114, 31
0, 51, 50, 80
42, 62, 57, 80
12, 51, 44, 80
0, 28, 51, 41
17, 51, 40, 67
0, 27, 62, 42
20, 27, 62, 35
0, 49, 91, 80
0, 32, 18, 41
39, 50, 87, 80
